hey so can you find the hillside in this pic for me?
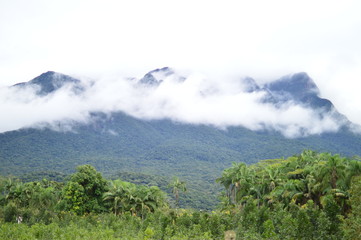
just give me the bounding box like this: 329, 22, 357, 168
1, 111, 361, 209
1, 70, 361, 209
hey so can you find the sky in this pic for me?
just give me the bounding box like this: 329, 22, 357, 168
0, 0, 361, 134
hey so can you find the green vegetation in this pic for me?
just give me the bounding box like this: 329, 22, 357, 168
215, 150, 361, 239
168, 177, 187, 208
1, 151, 361, 239
2, 112, 361, 210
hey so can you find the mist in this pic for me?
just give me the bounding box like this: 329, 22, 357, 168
0, 71, 343, 138
1, 1, 361, 131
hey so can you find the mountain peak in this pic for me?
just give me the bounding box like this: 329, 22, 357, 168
265, 72, 320, 99
139, 67, 175, 86
241, 77, 261, 92
40, 70, 56, 75
14, 71, 82, 95
138, 67, 188, 86
261, 72, 350, 124
150, 67, 173, 74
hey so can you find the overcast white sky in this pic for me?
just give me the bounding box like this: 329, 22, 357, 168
1, 0, 361, 127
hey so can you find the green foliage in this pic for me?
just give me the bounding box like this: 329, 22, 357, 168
218, 150, 361, 239
3, 202, 17, 223
0, 222, 118, 240
343, 176, 361, 239
61, 165, 108, 214
1, 152, 361, 239
20, 171, 67, 183
103, 179, 167, 218
168, 177, 187, 208
262, 219, 277, 239
2, 111, 361, 211
62, 181, 86, 214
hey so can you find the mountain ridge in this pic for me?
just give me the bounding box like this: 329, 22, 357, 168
6, 68, 356, 135
12, 71, 84, 96
2, 69, 360, 209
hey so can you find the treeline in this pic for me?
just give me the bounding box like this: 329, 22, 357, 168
1, 165, 168, 220
217, 150, 361, 239
1, 151, 361, 239
0, 164, 227, 239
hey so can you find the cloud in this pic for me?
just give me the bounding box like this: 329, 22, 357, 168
307, 56, 361, 128
0, 0, 360, 130
0, 82, 89, 133
0, 71, 343, 138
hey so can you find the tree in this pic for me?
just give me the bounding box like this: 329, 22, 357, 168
343, 176, 361, 239
62, 165, 108, 214
103, 180, 127, 216
317, 154, 346, 191
62, 181, 85, 215
346, 160, 361, 188
168, 177, 186, 208
136, 186, 166, 216
217, 162, 255, 205
216, 168, 233, 204
103, 179, 167, 217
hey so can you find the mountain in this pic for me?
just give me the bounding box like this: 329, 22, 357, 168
1, 69, 361, 209
12, 71, 84, 95
242, 72, 351, 126
139, 66, 186, 86
139, 67, 174, 85
266, 72, 319, 100
265, 72, 338, 112
242, 72, 339, 112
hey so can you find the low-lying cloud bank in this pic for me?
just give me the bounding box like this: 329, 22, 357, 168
0, 71, 347, 138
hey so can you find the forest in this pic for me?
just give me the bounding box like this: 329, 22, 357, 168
1, 150, 361, 239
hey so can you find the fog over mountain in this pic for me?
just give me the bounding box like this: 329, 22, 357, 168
0, 68, 355, 138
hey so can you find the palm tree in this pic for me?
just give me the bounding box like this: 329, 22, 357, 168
299, 150, 320, 166
216, 168, 233, 204
132, 186, 162, 219
266, 179, 304, 206
345, 160, 361, 188
217, 162, 256, 205
168, 177, 186, 208
103, 180, 129, 215
148, 186, 166, 209
265, 167, 282, 192
5, 181, 26, 207
318, 154, 346, 191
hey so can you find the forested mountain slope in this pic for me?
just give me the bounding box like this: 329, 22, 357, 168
1, 111, 361, 208
1, 70, 361, 209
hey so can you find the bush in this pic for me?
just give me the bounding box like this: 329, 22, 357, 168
3, 203, 17, 223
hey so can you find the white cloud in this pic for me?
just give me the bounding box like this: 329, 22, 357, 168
0, 0, 360, 132
0, 72, 343, 138
0, 82, 89, 132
